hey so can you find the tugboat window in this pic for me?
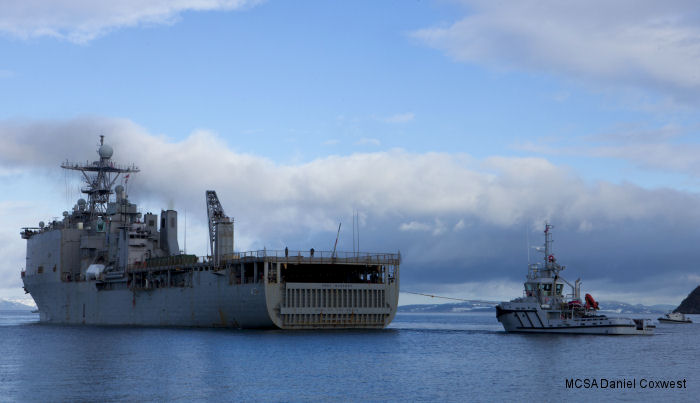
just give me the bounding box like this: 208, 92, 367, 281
542, 283, 552, 296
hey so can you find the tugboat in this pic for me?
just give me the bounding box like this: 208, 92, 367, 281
496, 224, 654, 335
658, 312, 692, 323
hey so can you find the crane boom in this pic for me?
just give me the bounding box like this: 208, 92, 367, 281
205, 190, 232, 259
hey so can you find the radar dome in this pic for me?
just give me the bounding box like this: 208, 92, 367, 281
78, 198, 87, 206
115, 185, 124, 193
99, 144, 113, 159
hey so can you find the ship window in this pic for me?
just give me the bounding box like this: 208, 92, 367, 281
38, 266, 44, 274
525, 283, 534, 291
540, 283, 552, 296
556, 284, 563, 294
170, 217, 175, 228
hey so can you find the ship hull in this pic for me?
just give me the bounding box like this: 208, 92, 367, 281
496, 304, 655, 335
657, 318, 692, 324
24, 272, 273, 327
23, 263, 400, 329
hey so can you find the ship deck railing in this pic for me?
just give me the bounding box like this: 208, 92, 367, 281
126, 250, 401, 273
231, 250, 401, 265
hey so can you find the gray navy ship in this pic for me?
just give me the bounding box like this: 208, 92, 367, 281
21, 137, 400, 329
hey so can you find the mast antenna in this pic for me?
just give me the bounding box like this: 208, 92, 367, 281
526, 225, 530, 264
61, 136, 139, 217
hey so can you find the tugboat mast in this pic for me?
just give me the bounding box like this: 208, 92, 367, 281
60, 136, 139, 218
544, 223, 553, 266
543, 222, 562, 275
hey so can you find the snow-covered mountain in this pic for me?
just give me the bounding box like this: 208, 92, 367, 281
398, 301, 675, 314
0, 297, 36, 310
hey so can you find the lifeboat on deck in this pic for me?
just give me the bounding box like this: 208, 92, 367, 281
584, 293, 599, 310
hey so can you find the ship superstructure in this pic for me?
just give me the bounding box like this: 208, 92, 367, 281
658, 312, 692, 323
496, 224, 654, 335
21, 137, 400, 329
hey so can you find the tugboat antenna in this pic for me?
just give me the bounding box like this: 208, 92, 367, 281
526, 225, 530, 264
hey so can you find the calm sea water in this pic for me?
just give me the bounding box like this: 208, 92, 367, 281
0, 310, 698, 402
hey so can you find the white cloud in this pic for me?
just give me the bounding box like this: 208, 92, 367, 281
2, 117, 697, 229
551, 91, 570, 102
0, 0, 260, 43
413, 0, 700, 102
589, 123, 684, 144
517, 124, 700, 178
0, 200, 57, 300
383, 113, 415, 124
3, 116, 700, 304
398, 220, 446, 236
355, 137, 381, 146
591, 143, 700, 175
399, 221, 432, 232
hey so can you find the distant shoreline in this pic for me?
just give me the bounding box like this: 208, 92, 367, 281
398, 301, 675, 314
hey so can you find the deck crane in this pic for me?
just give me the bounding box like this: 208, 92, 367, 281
205, 190, 234, 264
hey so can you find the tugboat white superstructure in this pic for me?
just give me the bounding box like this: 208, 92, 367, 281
496, 224, 654, 335
21, 137, 400, 329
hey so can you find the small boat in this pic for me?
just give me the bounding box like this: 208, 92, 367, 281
496, 224, 654, 335
658, 312, 692, 323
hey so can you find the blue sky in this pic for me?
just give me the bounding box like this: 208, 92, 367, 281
2, 0, 700, 305
3, 0, 684, 165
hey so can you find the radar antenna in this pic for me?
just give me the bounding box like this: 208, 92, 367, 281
61, 137, 139, 217
543, 222, 564, 273
206, 190, 232, 257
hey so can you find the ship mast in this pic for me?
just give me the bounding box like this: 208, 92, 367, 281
544, 223, 554, 267
543, 222, 564, 275
541, 222, 570, 298
61, 136, 139, 218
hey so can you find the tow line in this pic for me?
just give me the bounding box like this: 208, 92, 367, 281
403, 291, 499, 305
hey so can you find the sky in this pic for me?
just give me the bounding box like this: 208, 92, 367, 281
2, 0, 700, 306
